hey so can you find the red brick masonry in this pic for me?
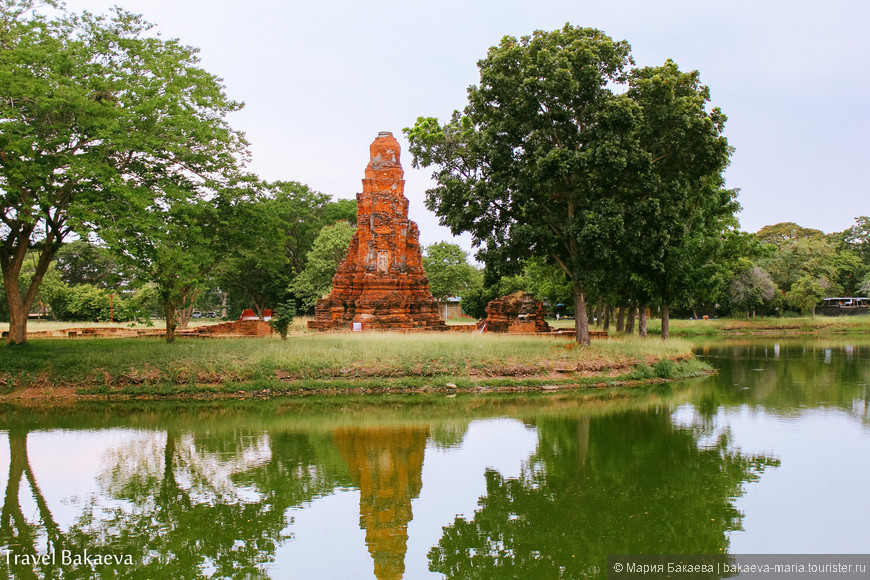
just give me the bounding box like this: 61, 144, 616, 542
308, 132, 447, 332
483, 292, 552, 333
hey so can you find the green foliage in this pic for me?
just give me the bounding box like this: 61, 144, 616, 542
270, 301, 296, 340
405, 25, 636, 343
289, 222, 356, 312
53, 239, 123, 288
460, 274, 529, 319
103, 189, 252, 340
405, 25, 734, 343
0, 0, 247, 343
757, 222, 826, 247
653, 358, 676, 378
422, 242, 479, 301
840, 216, 870, 265
319, 198, 358, 226
39, 279, 154, 322
524, 259, 573, 316
728, 264, 777, 318
217, 182, 357, 319
830, 250, 867, 295
785, 275, 832, 316
622, 61, 736, 335
760, 237, 839, 294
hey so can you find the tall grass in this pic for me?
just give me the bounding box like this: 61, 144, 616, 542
1, 332, 698, 390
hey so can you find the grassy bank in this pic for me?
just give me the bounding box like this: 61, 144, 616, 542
0, 333, 707, 400
548, 315, 870, 337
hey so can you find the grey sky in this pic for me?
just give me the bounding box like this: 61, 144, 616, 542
62, 0, 870, 251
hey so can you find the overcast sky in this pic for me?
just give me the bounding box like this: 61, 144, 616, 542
61, 0, 870, 251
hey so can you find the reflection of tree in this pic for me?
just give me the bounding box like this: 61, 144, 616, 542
705, 342, 870, 422
429, 412, 777, 579
334, 426, 429, 580
1, 427, 63, 579
232, 430, 353, 514
58, 428, 286, 578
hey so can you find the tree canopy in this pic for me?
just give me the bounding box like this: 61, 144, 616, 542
0, 0, 247, 343
289, 221, 356, 312
422, 242, 479, 302
405, 25, 734, 343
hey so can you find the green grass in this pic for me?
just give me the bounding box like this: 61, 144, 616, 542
0, 332, 702, 397
547, 315, 870, 336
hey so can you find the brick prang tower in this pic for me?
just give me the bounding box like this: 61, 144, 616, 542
307, 132, 447, 331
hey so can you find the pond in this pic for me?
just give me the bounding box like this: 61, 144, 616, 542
1, 338, 869, 579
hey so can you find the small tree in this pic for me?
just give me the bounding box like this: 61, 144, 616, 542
270, 301, 296, 340
785, 275, 831, 317
729, 265, 776, 319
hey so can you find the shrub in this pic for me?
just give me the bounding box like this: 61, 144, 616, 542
270, 301, 297, 340
653, 359, 676, 379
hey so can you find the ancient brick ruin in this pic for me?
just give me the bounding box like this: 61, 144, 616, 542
483, 292, 551, 334
308, 132, 447, 332
182, 319, 273, 337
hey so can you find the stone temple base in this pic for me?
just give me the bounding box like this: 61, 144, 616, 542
308, 298, 447, 332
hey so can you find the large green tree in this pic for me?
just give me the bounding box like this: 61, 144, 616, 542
103, 190, 234, 341
0, 1, 246, 344
841, 217, 870, 265
760, 237, 839, 296
52, 239, 122, 288
218, 182, 356, 320
757, 222, 826, 247
621, 61, 735, 338
406, 26, 734, 343
728, 262, 777, 319
406, 25, 636, 344
289, 221, 356, 312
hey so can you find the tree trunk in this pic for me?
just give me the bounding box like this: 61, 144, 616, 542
594, 298, 603, 328
2, 241, 59, 345
661, 301, 670, 340
253, 295, 267, 321
602, 304, 611, 333
220, 291, 228, 318
176, 288, 197, 329
5, 290, 29, 346
572, 281, 590, 345
178, 306, 192, 329
616, 306, 625, 333
639, 305, 648, 337
626, 304, 636, 335
164, 303, 177, 343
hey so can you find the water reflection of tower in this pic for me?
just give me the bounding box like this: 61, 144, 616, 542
333, 426, 429, 580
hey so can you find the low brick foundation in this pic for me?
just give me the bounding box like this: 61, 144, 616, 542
180, 319, 273, 337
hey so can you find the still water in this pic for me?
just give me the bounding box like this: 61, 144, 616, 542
1, 338, 869, 579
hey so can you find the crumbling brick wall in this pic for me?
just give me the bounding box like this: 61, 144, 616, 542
484, 292, 551, 333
